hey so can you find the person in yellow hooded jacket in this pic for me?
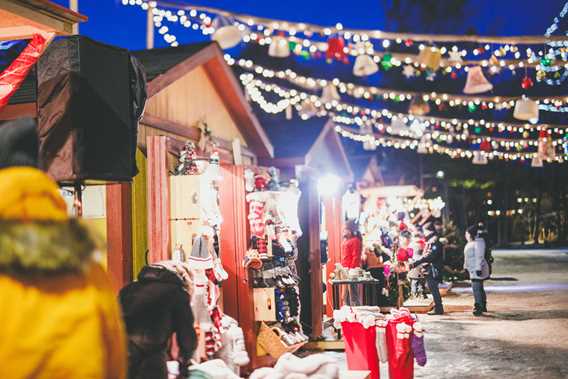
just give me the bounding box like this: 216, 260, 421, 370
0, 119, 127, 379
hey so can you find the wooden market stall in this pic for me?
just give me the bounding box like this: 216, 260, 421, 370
131, 41, 275, 368
260, 119, 353, 339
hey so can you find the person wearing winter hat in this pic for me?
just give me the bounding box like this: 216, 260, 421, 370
119, 262, 197, 379
0, 166, 127, 379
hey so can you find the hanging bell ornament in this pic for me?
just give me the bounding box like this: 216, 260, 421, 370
467, 103, 477, 112
211, 15, 242, 49
353, 55, 379, 76
513, 96, 539, 121
463, 66, 493, 94
480, 139, 492, 152
320, 83, 341, 104
521, 76, 534, 89
326, 36, 346, 62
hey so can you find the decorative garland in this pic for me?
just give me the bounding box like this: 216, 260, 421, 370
229, 56, 568, 112
123, 0, 568, 76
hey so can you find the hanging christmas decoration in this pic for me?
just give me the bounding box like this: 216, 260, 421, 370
408, 96, 430, 116
326, 36, 347, 62
463, 66, 493, 94
268, 35, 291, 58
480, 139, 492, 152
472, 151, 489, 165
521, 75, 534, 89
402, 65, 416, 78
320, 83, 341, 103
513, 96, 539, 121
425, 70, 436, 81
417, 47, 442, 70
450, 71, 458, 80
380, 53, 393, 70
467, 103, 477, 112
211, 15, 242, 49
353, 55, 379, 76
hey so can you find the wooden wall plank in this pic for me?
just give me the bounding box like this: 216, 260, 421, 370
106, 182, 132, 290
131, 148, 148, 277
147, 135, 170, 262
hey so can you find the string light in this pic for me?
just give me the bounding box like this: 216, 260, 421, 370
229, 56, 568, 112
240, 73, 568, 138
335, 125, 565, 163
123, 0, 568, 75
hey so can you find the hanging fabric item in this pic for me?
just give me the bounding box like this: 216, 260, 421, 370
385, 311, 415, 379
342, 187, 361, 221
0, 33, 53, 110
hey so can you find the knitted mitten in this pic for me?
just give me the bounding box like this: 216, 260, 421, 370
411, 322, 427, 366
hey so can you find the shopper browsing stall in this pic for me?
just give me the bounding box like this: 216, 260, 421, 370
342, 220, 363, 305
410, 222, 445, 315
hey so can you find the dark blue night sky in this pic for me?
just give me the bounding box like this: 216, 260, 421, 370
54, 1, 565, 50
46, 0, 567, 178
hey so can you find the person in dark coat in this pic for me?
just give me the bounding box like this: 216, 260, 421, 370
410, 223, 445, 315
119, 263, 197, 379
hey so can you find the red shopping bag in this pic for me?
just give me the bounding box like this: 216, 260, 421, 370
341, 321, 380, 379
385, 316, 415, 379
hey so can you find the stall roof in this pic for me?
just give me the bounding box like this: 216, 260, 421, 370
0, 0, 86, 40
133, 42, 273, 158
260, 118, 353, 180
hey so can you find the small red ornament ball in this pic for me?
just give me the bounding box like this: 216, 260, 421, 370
521, 76, 534, 89
404, 39, 413, 47
481, 103, 488, 110
450, 71, 458, 79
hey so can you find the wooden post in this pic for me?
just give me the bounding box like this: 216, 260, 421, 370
218, 164, 257, 366
146, 7, 154, 49
106, 183, 133, 290
69, 0, 79, 34
324, 193, 343, 317
147, 136, 170, 262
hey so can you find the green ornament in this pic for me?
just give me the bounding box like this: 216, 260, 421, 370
300, 51, 310, 60
468, 103, 477, 112
395, 95, 403, 102
540, 57, 551, 67
381, 53, 393, 70
474, 126, 482, 134
288, 41, 297, 51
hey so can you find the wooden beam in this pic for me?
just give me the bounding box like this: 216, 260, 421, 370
141, 113, 257, 160
147, 135, 170, 262
147, 44, 218, 98
0, 103, 36, 120
324, 193, 343, 317
106, 183, 133, 290
0, 0, 86, 40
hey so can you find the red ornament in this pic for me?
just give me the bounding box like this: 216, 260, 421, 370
326, 36, 346, 62
254, 174, 268, 190
404, 39, 413, 47
478, 47, 485, 54
539, 130, 547, 139
481, 103, 488, 110
480, 139, 492, 152
450, 71, 458, 79
521, 76, 534, 89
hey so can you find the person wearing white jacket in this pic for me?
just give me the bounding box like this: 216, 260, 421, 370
463, 225, 490, 316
